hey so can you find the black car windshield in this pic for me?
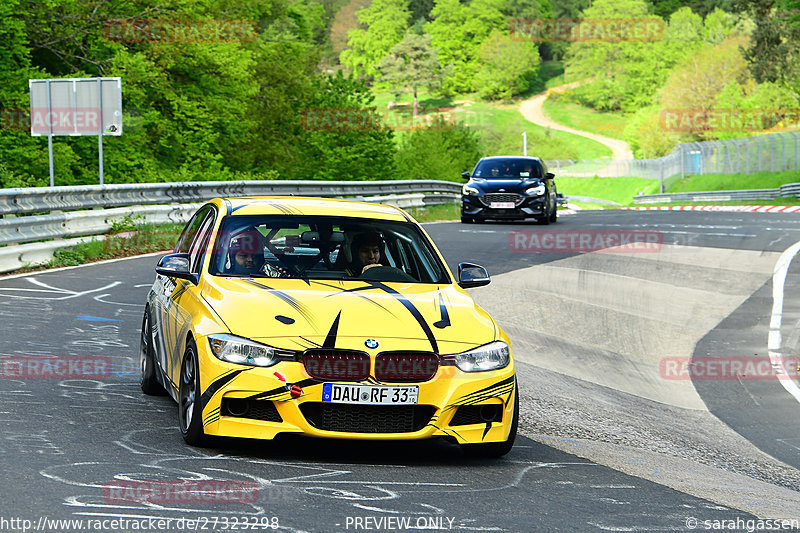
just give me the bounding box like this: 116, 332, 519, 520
210, 215, 450, 284
473, 158, 543, 179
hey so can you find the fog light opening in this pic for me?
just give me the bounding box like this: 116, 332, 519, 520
226, 398, 249, 417
480, 405, 498, 422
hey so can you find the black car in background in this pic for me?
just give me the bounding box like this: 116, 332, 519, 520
460, 156, 558, 224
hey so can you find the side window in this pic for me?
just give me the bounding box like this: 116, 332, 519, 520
187, 212, 215, 274
175, 206, 214, 254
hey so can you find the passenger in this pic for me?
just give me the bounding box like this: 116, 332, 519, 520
345, 232, 384, 276
227, 230, 264, 275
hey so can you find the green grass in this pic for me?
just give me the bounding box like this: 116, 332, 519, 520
542, 96, 630, 140
557, 177, 661, 206
468, 101, 612, 160
635, 198, 800, 207
567, 200, 614, 210
666, 170, 800, 193
407, 202, 460, 222
527, 61, 566, 94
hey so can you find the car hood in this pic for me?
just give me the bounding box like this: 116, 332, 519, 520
201, 277, 499, 354
471, 178, 538, 192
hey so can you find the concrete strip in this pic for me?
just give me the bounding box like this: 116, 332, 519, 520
470, 245, 780, 409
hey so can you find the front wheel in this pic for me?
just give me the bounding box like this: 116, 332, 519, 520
461, 216, 473, 224
178, 340, 207, 446
549, 201, 558, 223
462, 380, 518, 458
140, 308, 166, 395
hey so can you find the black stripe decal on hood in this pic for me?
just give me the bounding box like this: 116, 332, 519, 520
323, 311, 342, 348
362, 281, 438, 353
433, 292, 450, 329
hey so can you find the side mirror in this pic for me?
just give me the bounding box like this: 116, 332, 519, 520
155, 253, 199, 284
457, 262, 490, 288
545, 172, 555, 179
461, 172, 471, 180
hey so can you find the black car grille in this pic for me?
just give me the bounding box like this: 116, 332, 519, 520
300, 403, 436, 433
302, 349, 370, 381
449, 405, 503, 426
221, 398, 283, 422
482, 193, 522, 205
374, 352, 439, 382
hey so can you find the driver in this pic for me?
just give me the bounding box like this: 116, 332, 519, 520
226, 229, 264, 275
345, 232, 384, 277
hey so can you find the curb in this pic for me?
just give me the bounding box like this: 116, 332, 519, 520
623, 205, 800, 213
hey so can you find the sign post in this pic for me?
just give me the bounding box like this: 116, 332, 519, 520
29, 77, 122, 186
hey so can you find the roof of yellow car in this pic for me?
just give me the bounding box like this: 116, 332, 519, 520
218, 196, 410, 220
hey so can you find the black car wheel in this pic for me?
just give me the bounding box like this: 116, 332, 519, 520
140, 308, 166, 395
462, 380, 518, 458
461, 216, 473, 224
549, 200, 558, 223
179, 339, 207, 446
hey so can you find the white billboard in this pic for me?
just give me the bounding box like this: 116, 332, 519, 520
29, 77, 122, 136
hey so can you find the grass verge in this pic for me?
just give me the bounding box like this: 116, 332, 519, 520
666, 170, 800, 193
408, 202, 460, 222
557, 177, 661, 206
632, 198, 800, 207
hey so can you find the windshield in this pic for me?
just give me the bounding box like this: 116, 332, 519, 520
473, 158, 544, 179
210, 215, 450, 284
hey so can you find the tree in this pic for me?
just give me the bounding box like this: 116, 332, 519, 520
339, 0, 411, 78
377, 32, 441, 116
395, 122, 482, 180
660, 37, 750, 138
733, 0, 800, 83
474, 30, 540, 100
426, 0, 506, 94
303, 71, 396, 180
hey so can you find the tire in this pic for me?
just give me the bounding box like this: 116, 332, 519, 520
549, 201, 558, 223
140, 308, 166, 396
462, 380, 519, 458
461, 216, 473, 224
178, 339, 207, 446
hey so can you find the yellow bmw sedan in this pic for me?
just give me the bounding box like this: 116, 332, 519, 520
141, 197, 517, 456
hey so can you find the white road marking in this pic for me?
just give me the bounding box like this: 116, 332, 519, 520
768, 240, 800, 405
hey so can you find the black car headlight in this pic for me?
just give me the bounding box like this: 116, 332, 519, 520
452, 341, 510, 372
208, 334, 279, 367
462, 185, 480, 196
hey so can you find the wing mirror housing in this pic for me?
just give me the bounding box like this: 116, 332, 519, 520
155, 253, 199, 284
457, 262, 491, 288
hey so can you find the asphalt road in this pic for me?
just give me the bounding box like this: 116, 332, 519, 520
2, 210, 800, 532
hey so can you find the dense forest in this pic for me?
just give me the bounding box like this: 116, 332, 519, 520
0, 0, 797, 187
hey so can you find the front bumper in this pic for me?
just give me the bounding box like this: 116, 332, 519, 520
462, 195, 545, 219
196, 342, 517, 445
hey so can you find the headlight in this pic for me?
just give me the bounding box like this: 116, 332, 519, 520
462, 185, 479, 196
453, 341, 510, 372
525, 184, 545, 196
208, 334, 278, 367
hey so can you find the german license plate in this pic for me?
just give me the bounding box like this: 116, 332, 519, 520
489, 202, 515, 209
322, 383, 418, 405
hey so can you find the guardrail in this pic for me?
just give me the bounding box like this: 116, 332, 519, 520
0, 180, 462, 274
632, 182, 800, 204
